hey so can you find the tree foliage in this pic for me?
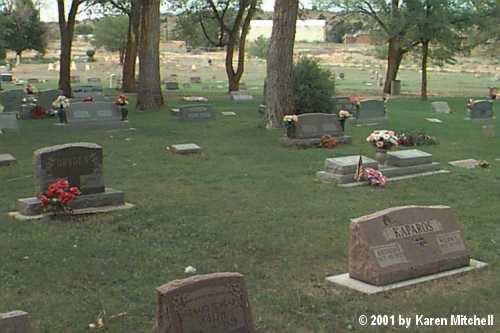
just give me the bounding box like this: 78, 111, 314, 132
92, 15, 129, 63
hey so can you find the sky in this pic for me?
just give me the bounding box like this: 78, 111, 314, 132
38, 0, 313, 22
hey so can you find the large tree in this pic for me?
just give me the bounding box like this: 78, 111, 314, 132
264, 0, 299, 129
92, 15, 129, 64
57, 0, 84, 97
173, 0, 259, 92
136, 0, 163, 110
90, 0, 140, 92
3, 0, 47, 61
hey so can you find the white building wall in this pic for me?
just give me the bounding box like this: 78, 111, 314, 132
247, 20, 326, 42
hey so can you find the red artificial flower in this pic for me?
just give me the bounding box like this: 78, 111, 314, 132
56, 179, 69, 189
83, 96, 93, 102
39, 195, 49, 206
47, 184, 59, 196
69, 187, 81, 195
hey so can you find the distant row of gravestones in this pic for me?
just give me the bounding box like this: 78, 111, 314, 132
1, 204, 486, 330
431, 100, 495, 119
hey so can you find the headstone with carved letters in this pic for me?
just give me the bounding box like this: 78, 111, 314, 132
349, 205, 470, 286
14, 143, 128, 217
64, 102, 128, 130
153, 272, 255, 333
173, 104, 215, 121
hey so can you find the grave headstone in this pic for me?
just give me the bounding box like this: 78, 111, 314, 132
15, 142, 129, 217
171, 143, 202, 155
230, 91, 254, 101
468, 100, 493, 119
65, 102, 128, 130
182, 83, 191, 89
333, 96, 356, 113
0, 90, 24, 112
349, 205, 470, 286
70, 75, 81, 83
174, 104, 215, 121
153, 273, 255, 333
352, 99, 386, 124
290, 113, 343, 139
448, 159, 479, 169
165, 81, 180, 91
37, 89, 61, 113
317, 155, 378, 184
222, 111, 236, 116
386, 149, 432, 167
72, 85, 104, 99
0, 153, 16, 166
431, 101, 451, 114
0, 112, 18, 131
190, 76, 202, 84
0, 73, 13, 82
87, 77, 102, 84
27, 78, 39, 84
0, 310, 31, 333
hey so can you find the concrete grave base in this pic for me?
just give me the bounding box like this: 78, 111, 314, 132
54, 120, 129, 131
280, 135, 352, 149
334, 170, 450, 187
349, 117, 387, 126
170, 143, 202, 155
379, 161, 442, 177
0, 153, 16, 166
9, 203, 135, 221
326, 259, 487, 294
15, 188, 127, 216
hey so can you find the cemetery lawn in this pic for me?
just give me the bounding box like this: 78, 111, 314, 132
0, 94, 499, 332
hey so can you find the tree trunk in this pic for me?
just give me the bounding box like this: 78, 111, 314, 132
420, 40, 429, 101
57, 0, 79, 98
264, 0, 299, 129
122, 0, 140, 93
137, 0, 163, 110
383, 36, 405, 95
226, 41, 240, 92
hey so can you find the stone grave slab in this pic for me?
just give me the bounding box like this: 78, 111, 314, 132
0, 153, 16, 166
182, 96, 208, 102
153, 272, 255, 333
222, 111, 236, 116
11, 143, 132, 218
170, 143, 202, 155
386, 149, 433, 167
190, 76, 202, 84
318, 155, 378, 184
348, 206, 470, 286
425, 118, 443, 123
165, 81, 179, 91
0, 112, 18, 131
174, 104, 215, 121
72, 85, 103, 99
230, 92, 254, 101
431, 101, 450, 113
0, 310, 31, 333
64, 102, 128, 130
351, 99, 386, 125
448, 159, 479, 169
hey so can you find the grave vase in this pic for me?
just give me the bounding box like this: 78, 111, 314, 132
339, 118, 346, 132
375, 148, 388, 165
286, 126, 296, 138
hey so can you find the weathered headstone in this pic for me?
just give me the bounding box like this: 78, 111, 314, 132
290, 113, 343, 139
33, 143, 104, 195
230, 92, 254, 101
153, 273, 255, 333
352, 99, 386, 124
14, 142, 129, 217
0, 112, 18, 131
190, 76, 202, 84
171, 143, 202, 155
0, 310, 31, 333
37, 89, 60, 113
65, 102, 127, 130
0, 153, 16, 166
317, 155, 378, 184
165, 81, 180, 91
0, 90, 24, 112
174, 104, 215, 121
448, 159, 479, 169
72, 85, 104, 99
468, 100, 493, 119
333, 96, 356, 113
431, 101, 450, 114
349, 205, 470, 286
87, 77, 102, 84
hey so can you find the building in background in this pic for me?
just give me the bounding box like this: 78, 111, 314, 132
247, 20, 326, 42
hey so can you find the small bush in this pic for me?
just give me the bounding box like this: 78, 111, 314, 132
248, 36, 270, 59
293, 57, 335, 114
86, 49, 96, 62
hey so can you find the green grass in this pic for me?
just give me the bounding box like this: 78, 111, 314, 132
0, 94, 499, 332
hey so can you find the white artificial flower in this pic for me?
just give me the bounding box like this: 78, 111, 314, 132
184, 266, 197, 274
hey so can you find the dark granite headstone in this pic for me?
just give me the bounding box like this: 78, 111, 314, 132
72, 85, 104, 99
38, 89, 60, 113
333, 96, 356, 113
176, 104, 215, 121
33, 143, 104, 196
354, 99, 386, 123
66, 102, 126, 130
153, 273, 255, 333
291, 113, 342, 139
87, 77, 102, 84
0, 90, 24, 112
165, 81, 179, 90
349, 205, 470, 286
190, 76, 202, 84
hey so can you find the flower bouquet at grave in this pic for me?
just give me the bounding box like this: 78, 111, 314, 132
397, 130, 439, 146
115, 95, 129, 121
320, 135, 337, 149
338, 110, 351, 132
38, 179, 81, 216
366, 130, 399, 150
283, 115, 298, 129
52, 96, 70, 124
363, 168, 386, 187
349, 95, 361, 108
